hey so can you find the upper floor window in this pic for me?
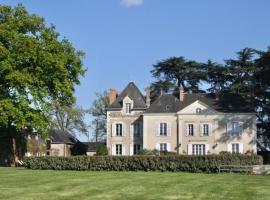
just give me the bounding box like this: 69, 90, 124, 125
187, 124, 194, 136
134, 122, 141, 137
196, 108, 202, 114
125, 103, 131, 114
159, 123, 167, 136
202, 124, 209, 136
116, 123, 123, 136
229, 121, 242, 136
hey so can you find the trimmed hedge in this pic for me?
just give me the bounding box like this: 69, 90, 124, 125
23, 154, 263, 173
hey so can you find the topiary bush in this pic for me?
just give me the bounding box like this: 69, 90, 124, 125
23, 154, 263, 173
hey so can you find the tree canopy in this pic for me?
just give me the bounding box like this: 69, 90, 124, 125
0, 4, 85, 135
0, 4, 85, 164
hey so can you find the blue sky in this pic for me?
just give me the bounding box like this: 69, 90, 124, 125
2, 0, 270, 139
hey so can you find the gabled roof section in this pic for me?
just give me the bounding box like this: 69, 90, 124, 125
49, 129, 79, 145
145, 93, 254, 114
108, 82, 147, 110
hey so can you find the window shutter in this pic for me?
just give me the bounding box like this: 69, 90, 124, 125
200, 124, 204, 136
129, 144, 133, 156
112, 123, 116, 137
193, 124, 196, 136
205, 144, 209, 155
227, 143, 232, 153
156, 123, 160, 136
112, 144, 116, 155
122, 123, 126, 137
239, 143, 244, 154
188, 144, 193, 155
209, 123, 213, 136
167, 123, 171, 136
227, 122, 232, 136
122, 144, 125, 156
155, 143, 160, 151
130, 124, 134, 137
167, 143, 171, 152
186, 124, 189, 136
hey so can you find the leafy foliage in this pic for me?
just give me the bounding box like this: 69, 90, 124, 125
23, 154, 262, 172
96, 144, 108, 156
0, 5, 85, 163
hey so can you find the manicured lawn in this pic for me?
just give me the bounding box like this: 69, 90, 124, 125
0, 168, 269, 200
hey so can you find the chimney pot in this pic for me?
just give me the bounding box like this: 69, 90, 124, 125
109, 88, 118, 105
179, 86, 184, 102
145, 87, 151, 108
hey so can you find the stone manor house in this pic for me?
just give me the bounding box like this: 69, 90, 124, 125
107, 82, 257, 156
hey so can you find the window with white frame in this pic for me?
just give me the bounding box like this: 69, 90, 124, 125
232, 143, 240, 154
116, 144, 123, 155
160, 143, 167, 152
125, 103, 131, 114
133, 144, 141, 155
187, 124, 194, 136
231, 122, 240, 135
133, 122, 141, 137
192, 144, 206, 155
202, 124, 209, 136
159, 123, 167, 136
116, 123, 123, 136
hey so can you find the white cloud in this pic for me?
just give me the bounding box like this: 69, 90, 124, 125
120, 0, 144, 7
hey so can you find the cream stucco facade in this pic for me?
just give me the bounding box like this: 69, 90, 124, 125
107, 100, 257, 156
106, 82, 257, 156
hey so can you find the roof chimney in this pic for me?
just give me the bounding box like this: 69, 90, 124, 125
145, 87, 151, 108
179, 86, 184, 102
109, 88, 118, 105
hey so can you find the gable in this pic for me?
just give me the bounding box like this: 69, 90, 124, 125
177, 100, 217, 114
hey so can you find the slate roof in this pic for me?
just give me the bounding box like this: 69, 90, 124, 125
83, 142, 105, 152
49, 130, 79, 145
108, 82, 147, 110
145, 92, 254, 114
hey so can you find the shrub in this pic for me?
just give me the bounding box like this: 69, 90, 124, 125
23, 154, 263, 173
96, 144, 108, 156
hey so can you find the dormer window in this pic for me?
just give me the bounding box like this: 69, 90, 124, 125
125, 103, 131, 114
196, 108, 202, 114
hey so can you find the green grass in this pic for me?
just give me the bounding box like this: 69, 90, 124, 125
0, 168, 269, 200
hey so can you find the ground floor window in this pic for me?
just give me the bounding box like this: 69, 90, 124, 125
116, 144, 122, 155
232, 143, 240, 154
133, 144, 141, 155
192, 144, 206, 155
160, 143, 167, 152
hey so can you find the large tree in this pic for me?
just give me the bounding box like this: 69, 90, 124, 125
88, 91, 109, 142
225, 48, 257, 98
253, 48, 270, 144
0, 5, 85, 165
150, 56, 205, 96
205, 59, 228, 93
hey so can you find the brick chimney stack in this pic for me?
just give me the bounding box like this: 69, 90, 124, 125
145, 87, 151, 108
179, 86, 184, 102
109, 88, 118, 105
